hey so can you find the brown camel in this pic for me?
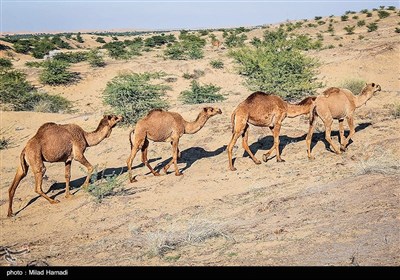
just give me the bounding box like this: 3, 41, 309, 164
211, 39, 222, 49
228, 92, 316, 171
127, 107, 222, 182
306, 82, 381, 159
7, 115, 123, 217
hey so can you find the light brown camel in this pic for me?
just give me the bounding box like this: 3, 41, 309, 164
211, 39, 222, 49
228, 92, 316, 171
306, 82, 381, 159
127, 107, 222, 182
7, 115, 123, 217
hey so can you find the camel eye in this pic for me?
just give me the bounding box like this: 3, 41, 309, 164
371, 83, 375, 87
210, 108, 214, 112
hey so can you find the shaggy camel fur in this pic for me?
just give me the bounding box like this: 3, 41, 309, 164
7, 115, 123, 217
228, 92, 316, 171
306, 82, 381, 159
127, 107, 222, 182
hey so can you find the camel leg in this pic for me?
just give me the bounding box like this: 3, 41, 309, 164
163, 139, 182, 176
126, 140, 143, 183
7, 162, 29, 217
64, 160, 72, 198
74, 154, 94, 189
306, 118, 317, 160
227, 132, 241, 171
323, 119, 341, 154
341, 116, 355, 150
141, 139, 160, 177
33, 165, 59, 204
338, 119, 345, 148
263, 123, 284, 162
242, 125, 261, 165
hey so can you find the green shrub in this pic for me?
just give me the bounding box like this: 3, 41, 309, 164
13, 40, 31, 54
164, 37, 204, 60
340, 79, 366, 94
367, 22, 378, 32
0, 58, 12, 69
395, 27, 400, 33
341, 15, 349, 21
210, 59, 224, 69
352, 16, 359, 20
224, 32, 247, 48
251, 37, 262, 46
360, 9, 369, 14
86, 169, 125, 203
387, 6, 396, 11
0, 127, 14, 150
366, 12, 373, 17
31, 38, 54, 59
0, 68, 71, 112
87, 49, 105, 67
103, 72, 170, 125
53, 51, 88, 63
317, 20, 326, 25
229, 34, 322, 99
51, 36, 71, 49
378, 10, 390, 19
103, 41, 131, 59
25, 61, 45, 68
179, 80, 225, 104
182, 69, 205, 80
344, 25, 356, 35
314, 16, 322, 20
39, 60, 78, 85
76, 32, 84, 43
357, 20, 366, 27
96, 37, 106, 43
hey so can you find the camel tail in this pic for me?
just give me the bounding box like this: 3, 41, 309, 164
19, 148, 28, 175
231, 109, 237, 134
129, 128, 135, 150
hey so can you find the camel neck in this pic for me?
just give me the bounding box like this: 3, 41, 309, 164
355, 91, 373, 108
84, 123, 110, 147
184, 112, 209, 134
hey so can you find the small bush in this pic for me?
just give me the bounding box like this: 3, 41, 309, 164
387, 6, 396, 11
366, 12, 373, 17
76, 32, 84, 43
87, 49, 105, 67
39, 60, 78, 85
182, 69, 205, 80
360, 9, 369, 14
357, 20, 366, 27
210, 59, 224, 69
0, 127, 14, 150
314, 16, 322, 20
86, 168, 125, 203
0, 57, 12, 69
344, 25, 356, 35
103, 72, 170, 125
53, 51, 88, 63
367, 22, 378, 32
341, 15, 349, 21
179, 80, 225, 104
0, 68, 72, 112
352, 16, 359, 20
378, 10, 390, 19
395, 27, 400, 33
340, 79, 366, 94
25, 61, 45, 68
96, 37, 106, 43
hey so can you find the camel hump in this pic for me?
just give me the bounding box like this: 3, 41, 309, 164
323, 87, 341, 97
147, 108, 165, 116
245, 91, 271, 103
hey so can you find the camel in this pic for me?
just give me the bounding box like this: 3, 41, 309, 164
7, 114, 123, 217
228, 92, 316, 171
211, 39, 222, 49
306, 82, 381, 159
127, 107, 222, 182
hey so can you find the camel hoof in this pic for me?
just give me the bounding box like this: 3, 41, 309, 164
335, 150, 342, 155
229, 167, 237, 171
254, 160, 261, 165
7, 212, 14, 218
129, 178, 138, 183
340, 145, 347, 152
65, 193, 73, 198
308, 155, 315, 160
175, 172, 183, 176
51, 199, 60, 204
153, 172, 161, 177
262, 155, 269, 162
277, 158, 285, 163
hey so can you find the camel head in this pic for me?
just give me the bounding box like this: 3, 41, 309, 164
202, 107, 222, 118
364, 83, 381, 95
102, 114, 123, 138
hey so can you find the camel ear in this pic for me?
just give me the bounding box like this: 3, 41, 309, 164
203, 107, 208, 112
371, 83, 375, 87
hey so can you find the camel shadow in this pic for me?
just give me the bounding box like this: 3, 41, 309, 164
308, 122, 372, 153
244, 134, 306, 161
14, 157, 161, 216
153, 145, 227, 174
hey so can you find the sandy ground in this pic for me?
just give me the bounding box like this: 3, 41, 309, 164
0, 10, 399, 266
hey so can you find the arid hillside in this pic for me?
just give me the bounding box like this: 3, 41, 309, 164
1, 8, 399, 266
